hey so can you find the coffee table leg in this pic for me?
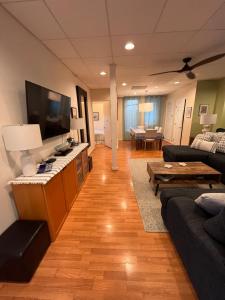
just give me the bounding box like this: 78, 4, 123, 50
155, 184, 159, 196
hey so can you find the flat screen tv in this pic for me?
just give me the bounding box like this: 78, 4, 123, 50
25, 81, 71, 140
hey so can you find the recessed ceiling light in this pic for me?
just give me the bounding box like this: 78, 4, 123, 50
100, 71, 107, 76
154, 86, 158, 88
122, 82, 127, 86
125, 41, 135, 50
174, 81, 180, 84
134, 92, 137, 95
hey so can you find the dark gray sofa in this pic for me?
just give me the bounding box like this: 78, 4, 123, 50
163, 145, 225, 184
160, 188, 225, 300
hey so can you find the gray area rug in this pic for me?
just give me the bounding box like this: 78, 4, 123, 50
129, 158, 224, 233
129, 158, 167, 232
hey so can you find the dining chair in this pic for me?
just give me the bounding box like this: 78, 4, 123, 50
143, 129, 157, 150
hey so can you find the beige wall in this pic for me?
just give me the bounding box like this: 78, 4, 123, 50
163, 83, 197, 145
92, 101, 105, 132
0, 7, 94, 234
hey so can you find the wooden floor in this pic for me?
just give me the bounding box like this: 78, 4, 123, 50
0, 142, 197, 300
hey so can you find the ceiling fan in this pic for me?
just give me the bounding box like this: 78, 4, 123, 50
149, 53, 225, 80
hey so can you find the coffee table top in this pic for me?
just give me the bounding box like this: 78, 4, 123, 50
147, 161, 221, 176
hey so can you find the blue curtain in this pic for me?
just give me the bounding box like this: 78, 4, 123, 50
123, 97, 140, 140
144, 96, 162, 128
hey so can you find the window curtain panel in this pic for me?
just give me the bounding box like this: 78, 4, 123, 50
144, 96, 162, 128
123, 97, 140, 140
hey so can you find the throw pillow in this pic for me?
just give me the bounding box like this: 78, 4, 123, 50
191, 139, 217, 153
217, 135, 225, 153
195, 193, 225, 215
206, 132, 225, 143
204, 208, 225, 245
194, 133, 212, 141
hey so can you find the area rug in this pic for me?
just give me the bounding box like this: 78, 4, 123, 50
129, 158, 167, 232
129, 158, 224, 233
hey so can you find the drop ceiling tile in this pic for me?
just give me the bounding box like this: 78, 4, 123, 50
112, 32, 194, 57
71, 37, 112, 58
107, 0, 165, 35
43, 39, 79, 58
186, 30, 225, 54
156, 0, 224, 32
62, 58, 89, 76
2, 0, 65, 39
45, 0, 108, 38
150, 32, 195, 53
82, 57, 113, 74
204, 3, 225, 30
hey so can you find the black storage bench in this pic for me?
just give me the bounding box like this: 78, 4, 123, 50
0, 220, 50, 282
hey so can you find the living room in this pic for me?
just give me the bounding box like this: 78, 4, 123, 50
0, 1, 225, 299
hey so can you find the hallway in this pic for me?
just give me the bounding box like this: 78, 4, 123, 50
0, 142, 196, 300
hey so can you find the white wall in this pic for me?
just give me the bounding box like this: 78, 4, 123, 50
92, 101, 105, 132
163, 83, 197, 145
0, 6, 94, 234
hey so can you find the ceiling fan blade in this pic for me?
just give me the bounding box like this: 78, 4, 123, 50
185, 71, 196, 80
191, 53, 225, 70
149, 70, 182, 76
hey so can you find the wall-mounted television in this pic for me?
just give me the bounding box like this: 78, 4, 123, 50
25, 81, 71, 140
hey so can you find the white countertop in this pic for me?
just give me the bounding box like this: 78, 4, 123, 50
9, 143, 89, 185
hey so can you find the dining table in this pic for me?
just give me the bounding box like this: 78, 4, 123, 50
130, 128, 163, 150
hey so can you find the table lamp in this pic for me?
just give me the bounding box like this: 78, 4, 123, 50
200, 114, 217, 133
71, 118, 85, 143
2, 124, 43, 176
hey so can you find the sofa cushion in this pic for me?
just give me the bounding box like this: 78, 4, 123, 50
207, 151, 225, 175
191, 139, 217, 153
217, 135, 225, 154
160, 188, 225, 224
204, 208, 225, 245
162, 145, 210, 162
195, 193, 225, 215
165, 197, 225, 300
160, 188, 225, 205
166, 197, 225, 266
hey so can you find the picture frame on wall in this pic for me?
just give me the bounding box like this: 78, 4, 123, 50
71, 107, 77, 118
198, 104, 208, 116
93, 112, 99, 121
185, 107, 192, 118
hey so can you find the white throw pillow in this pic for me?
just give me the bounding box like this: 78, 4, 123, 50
217, 135, 225, 153
195, 193, 225, 215
191, 139, 218, 153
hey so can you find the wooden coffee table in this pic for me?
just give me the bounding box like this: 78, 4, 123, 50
147, 161, 221, 196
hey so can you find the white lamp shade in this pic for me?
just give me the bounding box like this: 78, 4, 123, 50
200, 114, 217, 125
139, 102, 153, 112
2, 124, 43, 151
71, 118, 85, 130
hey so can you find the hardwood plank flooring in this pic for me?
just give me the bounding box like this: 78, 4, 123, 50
0, 141, 197, 300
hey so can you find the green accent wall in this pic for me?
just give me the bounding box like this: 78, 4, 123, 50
191, 79, 225, 137
213, 78, 225, 130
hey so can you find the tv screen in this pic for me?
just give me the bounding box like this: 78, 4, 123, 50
25, 81, 71, 140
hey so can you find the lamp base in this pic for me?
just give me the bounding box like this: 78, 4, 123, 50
202, 125, 210, 134
21, 151, 37, 176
